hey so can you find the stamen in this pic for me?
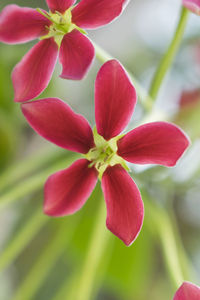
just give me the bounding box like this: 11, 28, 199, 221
36, 8, 53, 22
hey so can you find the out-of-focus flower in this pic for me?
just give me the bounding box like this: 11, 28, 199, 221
179, 89, 200, 108
175, 89, 200, 139
173, 282, 200, 300
21, 60, 189, 246
0, 0, 128, 102
182, 0, 200, 15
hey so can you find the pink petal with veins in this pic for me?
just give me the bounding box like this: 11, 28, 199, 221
44, 159, 98, 216
46, 0, 76, 13
0, 5, 50, 44
21, 98, 94, 153
12, 39, 58, 102
95, 60, 136, 140
102, 165, 144, 246
59, 30, 95, 80
72, 0, 129, 29
117, 122, 190, 166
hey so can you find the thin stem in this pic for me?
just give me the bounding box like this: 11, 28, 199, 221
169, 208, 196, 281
0, 207, 47, 273
52, 276, 75, 300
0, 154, 77, 211
74, 197, 109, 300
158, 210, 184, 289
13, 220, 75, 300
149, 7, 189, 100
0, 149, 65, 192
94, 42, 154, 111
144, 195, 185, 289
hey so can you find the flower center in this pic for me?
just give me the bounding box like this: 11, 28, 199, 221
84, 128, 129, 179
37, 8, 86, 47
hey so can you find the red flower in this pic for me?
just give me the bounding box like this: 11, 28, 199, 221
183, 0, 200, 15
173, 282, 200, 300
0, 0, 128, 102
21, 60, 190, 246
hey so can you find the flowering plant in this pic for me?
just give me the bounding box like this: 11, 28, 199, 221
0, 0, 128, 102
21, 60, 189, 245
0, 1, 199, 299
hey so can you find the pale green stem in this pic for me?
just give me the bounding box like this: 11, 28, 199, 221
149, 7, 189, 100
145, 197, 184, 289
53, 276, 75, 300
53, 201, 113, 300
0, 208, 47, 273
94, 42, 154, 111
0, 154, 77, 211
158, 211, 184, 289
169, 209, 196, 281
74, 198, 109, 300
13, 218, 78, 300
0, 149, 64, 192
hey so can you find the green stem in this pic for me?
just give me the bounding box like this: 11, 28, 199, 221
169, 208, 196, 281
13, 219, 76, 300
0, 154, 77, 211
74, 197, 109, 300
149, 7, 189, 100
94, 42, 154, 111
158, 210, 184, 289
0, 149, 65, 192
0, 208, 47, 273
145, 196, 185, 289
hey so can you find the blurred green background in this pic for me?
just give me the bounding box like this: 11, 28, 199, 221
0, 1, 200, 299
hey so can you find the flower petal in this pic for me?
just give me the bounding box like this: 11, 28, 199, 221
44, 159, 98, 216
59, 30, 95, 80
46, 0, 76, 13
72, 0, 129, 29
173, 282, 200, 300
95, 60, 136, 140
101, 165, 144, 246
117, 122, 190, 166
0, 5, 50, 44
12, 39, 58, 102
21, 98, 94, 153
182, 0, 200, 15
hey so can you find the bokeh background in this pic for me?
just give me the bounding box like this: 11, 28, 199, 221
0, 0, 200, 299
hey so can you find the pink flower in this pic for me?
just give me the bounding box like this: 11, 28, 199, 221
173, 282, 200, 300
21, 60, 190, 246
179, 89, 200, 108
182, 0, 200, 15
0, 0, 128, 102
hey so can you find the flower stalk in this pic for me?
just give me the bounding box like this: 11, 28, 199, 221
145, 195, 185, 289
149, 7, 189, 100
0, 208, 47, 273
0, 154, 77, 211
75, 197, 109, 300
13, 219, 76, 300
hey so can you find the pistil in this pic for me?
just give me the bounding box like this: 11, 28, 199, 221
84, 128, 129, 179
37, 7, 87, 47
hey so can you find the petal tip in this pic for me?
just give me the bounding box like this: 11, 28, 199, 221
95, 59, 136, 140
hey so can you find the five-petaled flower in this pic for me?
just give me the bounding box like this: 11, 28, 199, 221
0, 0, 128, 102
173, 282, 200, 300
21, 60, 190, 246
183, 0, 200, 15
